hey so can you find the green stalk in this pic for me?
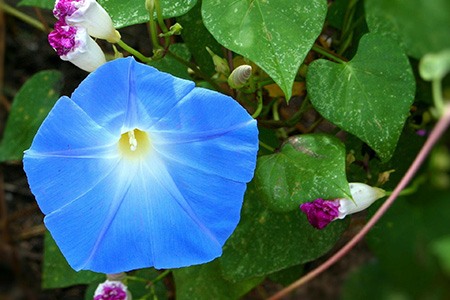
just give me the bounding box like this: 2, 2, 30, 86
432, 78, 445, 117
312, 45, 347, 64
116, 40, 152, 63
154, 0, 170, 48
338, 0, 358, 55
165, 50, 224, 93
252, 88, 263, 118
147, 2, 161, 50
1, 2, 45, 32
259, 140, 275, 152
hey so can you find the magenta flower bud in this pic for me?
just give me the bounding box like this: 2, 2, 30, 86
300, 183, 386, 229
48, 20, 106, 72
94, 280, 129, 300
53, 0, 81, 19
53, 0, 120, 43
300, 199, 340, 229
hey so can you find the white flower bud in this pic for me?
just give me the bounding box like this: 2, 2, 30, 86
48, 21, 106, 72
54, 0, 121, 43
337, 182, 386, 219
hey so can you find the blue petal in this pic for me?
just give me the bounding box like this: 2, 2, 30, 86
71, 57, 195, 134
150, 88, 258, 182
23, 97, 119, 214
45, 152, 245, 272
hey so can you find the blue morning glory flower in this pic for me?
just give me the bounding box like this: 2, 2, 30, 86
23, 57, 258, 273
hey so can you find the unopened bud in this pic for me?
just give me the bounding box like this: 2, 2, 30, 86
419, 49, 450, 81
54, 0, 120, 43
94, 280, 130, 300
48, 20, 106, 72
159, 23, 183, 37
206, 47, 230, 76
300, 182, 386, 229
145, 0, 155, 12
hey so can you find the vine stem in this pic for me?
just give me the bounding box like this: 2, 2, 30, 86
432, 78, 444, 117
0, 2, 45, 32
165, 50, 224, 93
116, 40, 152, 64
312, 45, 347, 64
268, 103, 450, 300
251, 88, 263, 118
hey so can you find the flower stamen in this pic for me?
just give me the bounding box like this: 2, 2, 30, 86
128, 131, 137, 151
119, 129, 150, 159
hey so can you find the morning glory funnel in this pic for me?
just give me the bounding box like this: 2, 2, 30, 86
23, 57, 259, 273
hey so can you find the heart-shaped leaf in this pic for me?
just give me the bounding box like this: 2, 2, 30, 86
255, 134, 351, 212
202, 0, 327, 100
365, 0, 450, 59
18, 0, 197, 28
42, 232, 102, 289
99, 0, 197, 28
220, 180, 348, 281
0, 70, 62, 162
306, 33, 415, 162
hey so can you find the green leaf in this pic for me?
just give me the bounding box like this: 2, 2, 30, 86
202, 0, 327, 100
127, 269, 168, 300
173, 260, 262, 300
365, 187, 450, 297
307, 33, 415, 162
84, 280, 105, 300
18, 0, 197, 28
365, 0, 450, 59
0, 70, 62, 162
268, 264, 304, 286
219, 180, 348, 281
99, 0, 197, 28
430, 235, 450, 277
255, 134, 351, 212
177, 1, 223, 77
42, 231, 103, 289
149, 43, 191, 79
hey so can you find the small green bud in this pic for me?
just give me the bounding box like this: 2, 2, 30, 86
419, 49, 450, 81
159, 23, 183, 37
112, 45, 124, 59
206, 47, 230, 76
228, 65, 252, 89
145, 0, 155, 12
152, 48, 165, 60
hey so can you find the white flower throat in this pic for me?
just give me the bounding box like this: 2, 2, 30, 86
119, 129, 150, 158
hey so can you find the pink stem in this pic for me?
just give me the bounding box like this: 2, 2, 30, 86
269, 104, 450, 300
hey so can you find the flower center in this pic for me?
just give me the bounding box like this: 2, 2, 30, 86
119, 129, 150, 159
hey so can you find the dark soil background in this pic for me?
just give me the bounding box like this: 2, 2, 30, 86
0, 1, 373, 299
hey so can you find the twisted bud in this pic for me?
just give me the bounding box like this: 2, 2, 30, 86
53, 0, 120, 43
48, 20, 106, 72
300, 182, 386, 229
